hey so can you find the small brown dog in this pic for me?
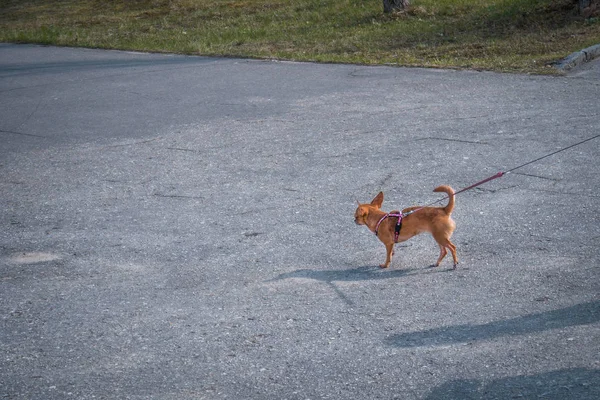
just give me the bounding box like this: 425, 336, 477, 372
354, 186, 458, 269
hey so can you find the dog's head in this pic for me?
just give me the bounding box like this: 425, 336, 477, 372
354, 192, 384, 225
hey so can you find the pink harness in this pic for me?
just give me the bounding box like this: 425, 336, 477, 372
374, 212, 403, 243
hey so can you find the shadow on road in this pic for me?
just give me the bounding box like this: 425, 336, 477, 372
385, 300, 600, 348
424, 368, 600, 400
0, 48, 214, 78
268, 265, 416, 284
267, 266, 420, 306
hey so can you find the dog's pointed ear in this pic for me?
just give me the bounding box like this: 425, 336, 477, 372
370, 192, 384, 209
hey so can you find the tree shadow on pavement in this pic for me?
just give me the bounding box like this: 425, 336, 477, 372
385, 300, 600, 348
424, 368, 600, 400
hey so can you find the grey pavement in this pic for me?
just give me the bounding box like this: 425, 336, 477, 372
1, 43, 599, 399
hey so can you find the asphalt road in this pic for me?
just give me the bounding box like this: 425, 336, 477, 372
1, 43, 599, 399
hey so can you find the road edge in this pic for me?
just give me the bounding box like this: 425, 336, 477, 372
554, 43, 600, 71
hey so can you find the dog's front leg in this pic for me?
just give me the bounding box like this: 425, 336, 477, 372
380, 243, 394, 268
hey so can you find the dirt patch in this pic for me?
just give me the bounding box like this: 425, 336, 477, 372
10, 252, 62, 264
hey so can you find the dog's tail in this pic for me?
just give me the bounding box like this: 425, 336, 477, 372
433, 185, 455, 215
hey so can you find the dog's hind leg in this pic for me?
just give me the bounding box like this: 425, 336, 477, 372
447, 240, 458, 269
433, 234, 458, 269
435, 244, 447, 267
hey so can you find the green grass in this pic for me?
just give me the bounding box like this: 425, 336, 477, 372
1, 0, 599, 73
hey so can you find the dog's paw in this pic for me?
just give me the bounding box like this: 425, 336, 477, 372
379, 263, 390, 269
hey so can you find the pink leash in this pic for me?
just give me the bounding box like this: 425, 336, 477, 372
372, 134, 600, 237
404, 133, 600, 217
404, 171, 505, 217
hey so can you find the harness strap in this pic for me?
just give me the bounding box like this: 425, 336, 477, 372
374, 212, 403, 243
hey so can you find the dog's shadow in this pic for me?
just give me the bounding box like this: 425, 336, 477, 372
268, 262, 457, 285
268, 265, 413, 285
266, 265, 433, 306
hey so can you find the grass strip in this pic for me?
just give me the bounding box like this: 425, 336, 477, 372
1, 0, 599, 73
